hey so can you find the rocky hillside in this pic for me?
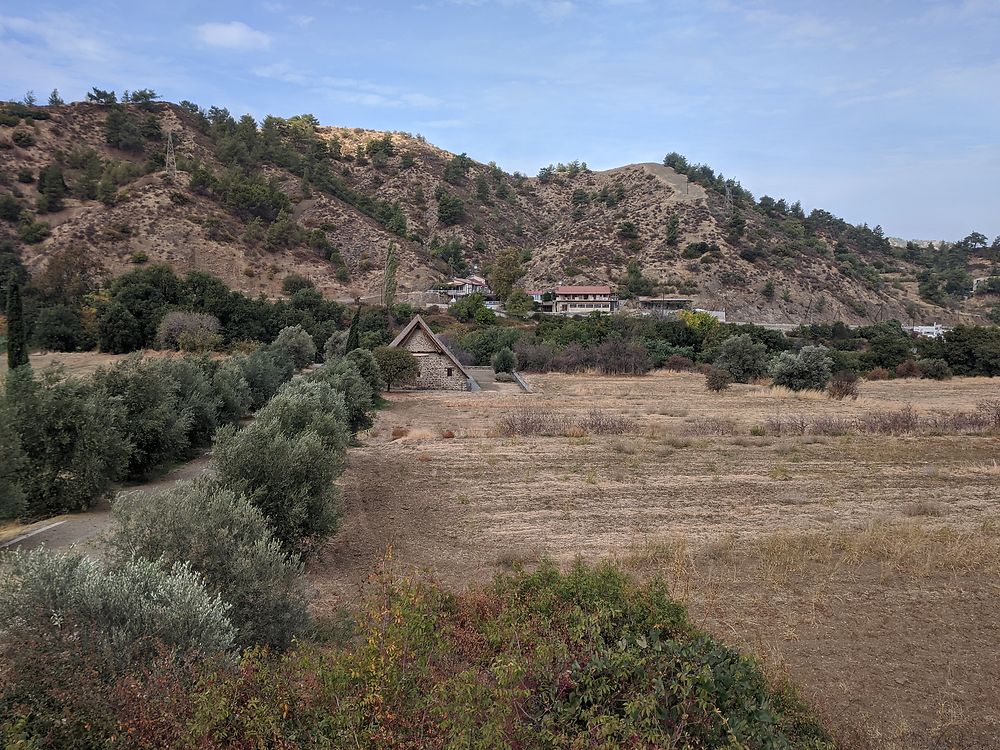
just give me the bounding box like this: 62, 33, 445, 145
1, 100, 996, 325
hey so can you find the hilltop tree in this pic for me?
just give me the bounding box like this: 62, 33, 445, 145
86, 87, 117, 105
47, 89, 64, 106
6, 274, 29, 370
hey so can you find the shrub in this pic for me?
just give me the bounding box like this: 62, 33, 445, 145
323, 329, 348, 361
256, 378, 351, 454
917, 357, 952, 380
867, 366, 891, 381
235, 348, 293, 409
0, 549, 234, 667
93, 357, 193, 478
11, 129, 35, 147
498, 408, 635, 436
0, 401, 26, 520
212, 358, 253, 423
594, 338, 650, 375
712, 334, 769, 383
2, 367, 128, 518
271, 325, 317, 369
153, 357, 222, 447
346, 347, 386, 393
770, 346, 833, 391
492, 346, 517, 374
213, 420, 340, 554
664, 353, 694, 371
514, 341, 555, 372
154, 311, 222, 352
827, 370, 860, 400
705, 366, 732, 392
895, 359, 920, 378
33, 304, 92, 351
281, 273, 314, 295
372, 346, 420, 392
108, 480, 309, 650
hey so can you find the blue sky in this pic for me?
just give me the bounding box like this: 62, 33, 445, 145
2, 0, 999, 240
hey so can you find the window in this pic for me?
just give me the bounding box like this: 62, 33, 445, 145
446, 367, 453, 376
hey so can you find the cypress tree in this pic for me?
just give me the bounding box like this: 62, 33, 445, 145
344, 304, 361, 353
6, 274, 29, 370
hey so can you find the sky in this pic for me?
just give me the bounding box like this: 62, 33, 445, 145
2, 0, 999, 241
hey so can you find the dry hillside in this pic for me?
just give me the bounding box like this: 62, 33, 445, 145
1, 100, 995, 325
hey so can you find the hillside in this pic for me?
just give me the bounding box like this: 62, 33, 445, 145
1, 99, 997, 325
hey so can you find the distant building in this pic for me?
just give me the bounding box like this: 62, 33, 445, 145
444, 275, 491, 300
636, 296, 694, 315
553, 285, 618, 315
908, 323, 949, 339
389, 315, 474, 390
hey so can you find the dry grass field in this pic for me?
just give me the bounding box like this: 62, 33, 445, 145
310, 371, 1000, 749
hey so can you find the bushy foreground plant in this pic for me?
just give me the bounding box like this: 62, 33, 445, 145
346, 346, 386, 393
109, 479, 309, 650
2, 562, 833, 748
256, 378, 351, 453
0, 549, 234, 664
214, 419, 340, 554
154, 310, 223, 352
233, 347, 294, 409
771, 345, 833, 391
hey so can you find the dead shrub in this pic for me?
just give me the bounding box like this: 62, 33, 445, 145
497, 407, 635, 437
827, 370, 859, 400
895, 359, 920, 378
441, 429, 455, 439
866, 367, 891, 381
683, 417, 737, 437
903, 500, 946, 517
391, 426, 409, 440
664, 354, 694, 371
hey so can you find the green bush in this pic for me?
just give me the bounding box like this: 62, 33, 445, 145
712, 334, 769, 383
308, 358, 375, 431
153, 357, 222, 447
154, 310, 223, 352
93, 357, 192, 479
492, 346, 517, 374
63, 562, 831, 748
705, 366, 732, 392
212, 358, 254, 423
771, 346, 833, 391
917, 357, 952, 380
271, 324, 317, 369
2, 367, 128, 518
0, 549, 234, 668
257, 378, 351, 454
108, 479, 309, 650
235, 348, 294, 409
33, 304, 92, 351
346, 347, 386, 393
214, 420, 340, 554
0, 400, 26, 519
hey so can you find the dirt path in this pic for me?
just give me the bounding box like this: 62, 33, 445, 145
0, 453, 215, 555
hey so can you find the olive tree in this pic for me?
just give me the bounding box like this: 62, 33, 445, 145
372, 346, 419, 391
0, 549, 234, 666
771, 346, 833, 391
108, 480, 309, 650
713, 334, 769, 384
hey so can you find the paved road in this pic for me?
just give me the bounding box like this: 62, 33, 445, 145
0, 453, 215, 555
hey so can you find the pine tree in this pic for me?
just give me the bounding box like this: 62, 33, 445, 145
6, 274, 29, 370
344, 304, 361, 353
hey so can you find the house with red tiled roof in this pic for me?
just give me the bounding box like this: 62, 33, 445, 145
553, 285, 618, 316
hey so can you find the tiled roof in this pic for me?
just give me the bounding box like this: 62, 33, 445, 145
555, 285, 612, 295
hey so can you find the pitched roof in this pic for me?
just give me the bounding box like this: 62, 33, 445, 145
556, 285, 613, 295
389, 315, 473, 381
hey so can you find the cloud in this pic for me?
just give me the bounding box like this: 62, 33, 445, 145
195, 21, 271, 50
253, 63, 443, 109
0, 13, 109, 62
